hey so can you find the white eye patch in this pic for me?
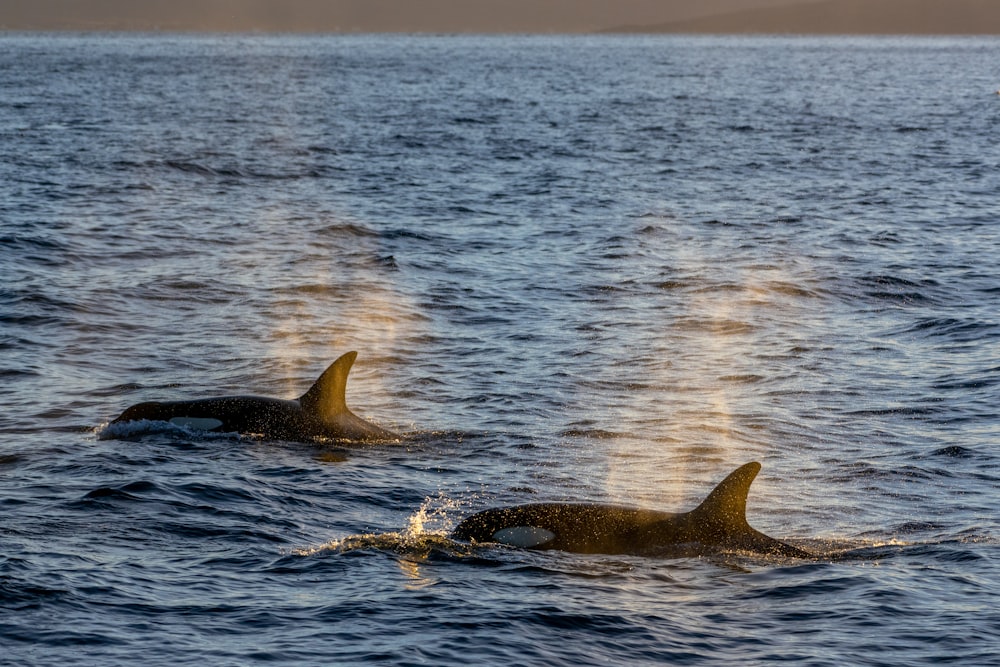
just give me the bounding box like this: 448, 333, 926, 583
492, 526, 556, 548
169, 417, 224, 431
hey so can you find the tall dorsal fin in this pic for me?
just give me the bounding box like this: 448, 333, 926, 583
689, 461, 761, 530
299, 351, 357, 419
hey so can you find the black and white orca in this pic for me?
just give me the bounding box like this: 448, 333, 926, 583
111, 351, 396, 443
452, 462, 811, 558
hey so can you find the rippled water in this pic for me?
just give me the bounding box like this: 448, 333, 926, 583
2, 33, 999, 665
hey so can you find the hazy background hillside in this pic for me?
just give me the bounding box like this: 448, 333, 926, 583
3, 0, 997, 34
614, 0, 1000, 34
0, 0, 812, 33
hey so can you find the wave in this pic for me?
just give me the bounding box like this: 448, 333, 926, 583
96, 418, 248, 442
888, 316, 998, 342
856, 273, 945, 305
111, 158, 333, 182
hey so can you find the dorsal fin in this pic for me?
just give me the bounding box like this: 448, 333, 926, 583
689, 461, 761, 530
299, 351, 357, 419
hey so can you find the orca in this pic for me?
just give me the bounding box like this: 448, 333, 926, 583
451, 462, 811, 558
111, 351, 396, 443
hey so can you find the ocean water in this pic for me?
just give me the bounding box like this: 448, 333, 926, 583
1, 32, 999, 665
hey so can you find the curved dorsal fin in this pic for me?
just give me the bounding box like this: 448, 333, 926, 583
299, 351, 357, 419
689, 461, 761, 530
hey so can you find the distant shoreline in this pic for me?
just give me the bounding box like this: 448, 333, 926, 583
3, 0, 1000, 37
2, 29, 999, 37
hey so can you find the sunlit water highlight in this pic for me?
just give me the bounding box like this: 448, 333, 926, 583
2, 33, 999, 665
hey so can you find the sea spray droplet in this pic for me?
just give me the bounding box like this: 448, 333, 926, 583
293, 493, 467, 557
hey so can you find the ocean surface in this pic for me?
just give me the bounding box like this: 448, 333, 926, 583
2, 33, 999, 665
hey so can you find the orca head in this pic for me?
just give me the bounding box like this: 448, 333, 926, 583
111, 400, 165, 424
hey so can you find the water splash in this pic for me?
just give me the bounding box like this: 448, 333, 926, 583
95, 418, 247, 441
293, 493, 469, 557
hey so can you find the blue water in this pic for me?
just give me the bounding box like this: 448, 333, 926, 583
2, 33, 999, 665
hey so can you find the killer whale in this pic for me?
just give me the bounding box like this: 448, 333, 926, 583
451, 462, 811, 558
111, 351, 396, 443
